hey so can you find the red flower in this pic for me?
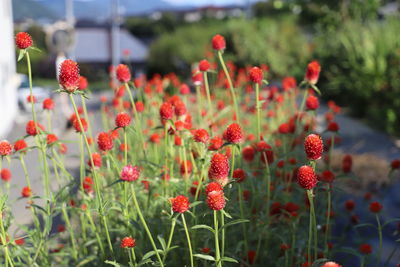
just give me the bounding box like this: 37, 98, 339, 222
180, 160, 192, 177
88, 152, 102, 168
72, 117, 88, 133
59, 59, 80, 92
242, 146, 255, 162
199, 59, 210, 72
46, 134, 58, 145
14, 139, 28, 152
278, 123, 289, 134
342, 154, 352, 173
26, 120, 44, 136
193, 129, 209, 144
322, 262, 342, 267
233, 168, 246, 183
115, 112, 131, 128
305, 60, 321, 85
359, 243, 372, 254
116, 64, 131, 83
150, 133, 160, 144
304, 134, 323, 160
120, 237, 136, 248
42, 98, 54, 110
319, 170, 335, 183
57, 224, 66, 233
223, 123, 243, 144
345, 200, 355, 212
26, 95, 36, 103
280, 243, 290, 251
15, 238, 25, 246
246, 250, 256, 265
59, 143, 68, 154
97, 132, 113, 151
135, 101, 145, 113
327, 121, 339, 132
208, 153, 229, 186
21, 186, 31, 198
171, 195, 190, 213
208, 136, 224, 151
297, 165, 317, 190
306, 95, 319, 110
282, 77, 296, 91
391, 159, 400, 169
207, 190, 226, 210
78, 76, 88, 90
174, 101, 187, 116
249, 67, 263, 84
1, 169, 11, 182
369, 201, 382, 213
205, 182, 223, 195
179, 84, 190, 95
120, 165, 140, 182
212, 34, 226, 51
0, 141, 12, 156
82, 176, 93, 193
15, 32, 33, 49
159, 102, 174, 121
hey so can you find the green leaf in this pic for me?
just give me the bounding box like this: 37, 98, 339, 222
383, 218, 400, 228
190, 201, 202, 208
30, 46, 42, 53
137, 259, 153, 266
142, 249, 164, 260
312, 258, 329, 267
157, 235, 166, 251
104, 260, 123, 267
77, 255, 97, 266
221, 256, 238, 263
220, 219, 249, 230
191, 224, 215, 233
193, 254, 215, 261
354, 223, 377, 230
31, 204, 47, 214
18, 49, 26, 61
262, 79, 269, 85
311, 84, 322, 95
222, 209, 232, 219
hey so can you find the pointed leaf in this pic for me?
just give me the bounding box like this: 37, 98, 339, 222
193, 254, 215, 261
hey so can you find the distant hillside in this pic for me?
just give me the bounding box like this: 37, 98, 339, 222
12, 0, 56, 21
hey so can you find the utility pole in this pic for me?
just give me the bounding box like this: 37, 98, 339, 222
111, 0, 120, 69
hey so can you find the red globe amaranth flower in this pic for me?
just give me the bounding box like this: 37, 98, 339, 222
297, 165, 317, 190
205, 182, 223, 195
78, 76, 88, 90
233, 168, 246, 183
282, 77, 296, 91
59, 59, 80, 92
116, 64, 131, 83
327, 121, 339, 132
306, 95, 319, 110
14, 139, 28, 152
15, 238, 25, 246
345, 200, 355, 212
120, 165, 140, 182
1, 169, 11, 182
359, 244, 372, 254
72, 117, 88, 133
159, 102, 174, 121
115, 112, 131, 128
249, 67, 263, 84
391, 159, 400, 169
369, 201, 383, 213
97, 132, 113, 151
179, 84, 190, 95
223, 123, 243, 144
201, 247, 210, 254
21, 186, 32, 198
342, 154, 353, 173
59, 143, 68, 154
0, 141, 12, 156
212, 34, 226, 51
322, 262, 342, 267
42, 98, 54, 110
15, 32, 33, 49
82, 176, 93, 193
208, 136, 224, 151
46, 134, 58, 145
180, 160, 192, 177
304, 134, 323, 160
242, 146, 255, 162
199, 59, 210, 72
26, 95, 37, 103
208, 153, 229, 186
207, 190, 226, 210
120, 237, 136, 248
305, 60, 321, 85
193, 129, 209, 144
278, 123, 289, 134
174, 101, 187, 116
57, 224, 66, 233
319, 170, 335, 183
280, 243, 290, 251
171, 195, 190, 213
246, 250, 256, 265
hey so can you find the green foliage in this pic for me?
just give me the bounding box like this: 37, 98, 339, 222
315, 18, 400, 135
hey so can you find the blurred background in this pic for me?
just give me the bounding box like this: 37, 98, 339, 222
1, 0, 400, 138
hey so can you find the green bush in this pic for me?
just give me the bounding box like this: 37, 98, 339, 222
315, 18, 400, 135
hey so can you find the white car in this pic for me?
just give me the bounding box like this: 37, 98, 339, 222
17, 74, 51, 112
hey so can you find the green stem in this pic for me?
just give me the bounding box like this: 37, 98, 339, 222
81, 94, 93, 140
221, 210, 225, 260
255, 82, 261, 139
26, 51, 38, 125
238, 185, 248, 253
181, 214, 194, 267
324, 185, 331, 255
162, 217, 176, 263
307, 189, 314, 263
376, 214, 382, 267
61, 204, 78, 260
203, 72, 213, 116
296, 89, 308, 130
214, 210, 222, 267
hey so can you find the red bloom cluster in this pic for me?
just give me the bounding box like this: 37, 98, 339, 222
305, 60, 321, 85
207, 190, 225, 210
208, 153, 229, 186
171, 195, 190, 213
1, 169, 11, 182
0, 141, 12, 156
26, 120, 44, 136
15, 32, 33, 49
78, 76, 88, 90
43, 98, 54, 110
297, 165, 317, 190
212, 34, 226, 51
249, 67, 263, 84
120, 237, 136, 248
342, 154, 352, 173
159, 102, 174, 121
193, 129, 209, 144
115, 112, 131, 128
223, 123, 243, 144
21, 186, 32, 198
59, 59, 80, 92
180, 160, 192, 177
232, 168, 246, 183
208, 136, 224, 151
199, 59, 210, 72
120, 165, 140, 182
116, 64, 131, 83
46, 134, 58, 145
72, 117, 88, 133
359, 243, 372, 254
306, 95, 319, 110
304, 134, 323, 160
97, 132, 114, 151
369, 201, 382, 213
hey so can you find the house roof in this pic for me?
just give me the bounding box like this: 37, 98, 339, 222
73, 28, 148, 63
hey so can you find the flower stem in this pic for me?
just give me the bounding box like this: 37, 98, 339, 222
162, 217, 176, 263
238, 185, 249, 253
181, 214, 194, 267
376, 214, 382, 267
61, 203, 78, 260
306, 189, 314, 263
324, 185, 331, 255
255, 82, 261, 139
213, 210, 222, 267
26, 51, 38, 125
203, 72, 213, 116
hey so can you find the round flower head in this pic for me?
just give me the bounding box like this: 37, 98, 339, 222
193, 129, 209, 144
207, 190, 226, 210
212, 34, 226, 51
233, 168, 246, 183
242, 146, 255, 162
205, 182, 223, 195
0, 141, 12, 156
120, 237, 136, 248
304, 134, 323, 160
72, 117, 88, 133
59, 59, 80, 93
199, 59, 210, 72
342, 154, 352, 173
359, 244, 372, 254
78, 76, 88, 90
327, 121, 339, 132
1, 169, 11, 182
345, 200, 355, 212
223, 123, 243, 144
319, 170, 335, 183
42, 98, 54, 110
116, 64, 131, 83
15, 32, 33, 49
369, 201, 382, 213
180, 160, 192, 177
14, 139, 27, 152
208, 153, 229, 186
391, 159, 400, 169
46, 134, 58, 145
306, 95, 319, 110
21, 186, 32, 198
282, 76, 296, 91
297, 165, 317, 190
208, 136, 224, 151
322, 262, 342, 267
179, 84, 190, 95
159, 102, 174, 121
171, 195, 190, 213
120, 165, 140, 182
115, 112, 131, 128
305, 60, 321, 85
249, 67, 263, 84
26, 120, 43, 136
97, 132, 113, 151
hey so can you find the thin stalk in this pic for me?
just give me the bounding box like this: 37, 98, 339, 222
376, 214, 382, 267
238, 185, 249, 253
214, 210, 222, 267
162, 217, 176, 263
0, 205, 14, 267
296, 89, 308, 130
26, 51, 38, 124
81, 94, 93, 140
221, 211, 225, 259
203, 71, 213, 116
263, 152, 271, 219
324, 185, 331, 255
61, 204, 78, 260
306, 190, 314, 263
181, 214, 194, 267
124, 128, 128, 165
255, 82, 261, 139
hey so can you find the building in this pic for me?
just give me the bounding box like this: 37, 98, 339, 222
0, 0, 19, 138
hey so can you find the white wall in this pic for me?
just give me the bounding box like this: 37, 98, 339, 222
0, 0, 18, 138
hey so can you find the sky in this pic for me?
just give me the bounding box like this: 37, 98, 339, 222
165, 0, 253, 6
